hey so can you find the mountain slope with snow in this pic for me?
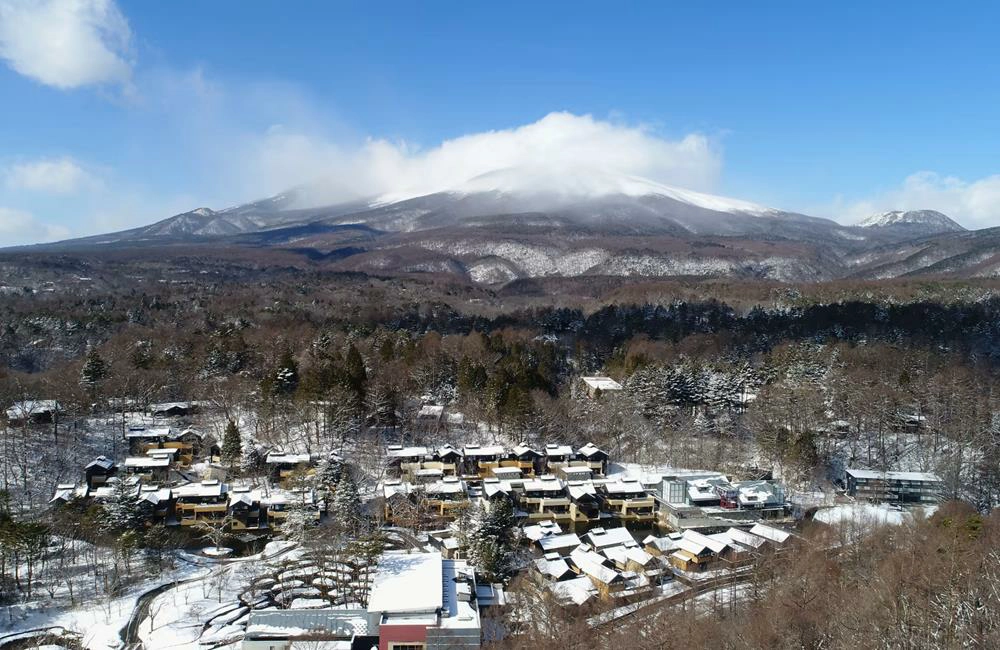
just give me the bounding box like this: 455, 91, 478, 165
15, 166, 994, 284
858, 210, 965, 233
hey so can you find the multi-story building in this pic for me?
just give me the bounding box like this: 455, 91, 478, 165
598, 479, 656, 523
845, 469, 943, 504
422, 477, 469, 519
516, 475, 572, 522
575, 443, 610, 476
507, 444, 542, 476
462, 444, 506, 477
174, 480, 229, 526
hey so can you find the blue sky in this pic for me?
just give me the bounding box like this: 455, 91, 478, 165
2, 1, 1000, 244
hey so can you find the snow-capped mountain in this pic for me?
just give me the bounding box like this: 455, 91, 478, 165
18, 166, 996, 284
858, 210, 965, 233
376, 165, 776, 216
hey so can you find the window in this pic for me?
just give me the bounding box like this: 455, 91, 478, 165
389, 645, 426, 650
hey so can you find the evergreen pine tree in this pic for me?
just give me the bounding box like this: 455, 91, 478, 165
221, 420, 242, 469
344, 344, 367, 406
330, 472, 364, 537
317, 456, 344, 491
102, 479, 143, 534
273, 350, 299, 396
80, 346, 108, 400
464, 499, 515, 583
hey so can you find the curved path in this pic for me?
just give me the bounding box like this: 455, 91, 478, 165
119, 542, 300, 649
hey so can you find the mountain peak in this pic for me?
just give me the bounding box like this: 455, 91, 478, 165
375, 165, 775, 216
858, 209, 965, 232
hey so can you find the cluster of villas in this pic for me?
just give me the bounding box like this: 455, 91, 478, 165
381, 442, 792, 532
4, 399, 202, 426
50, 428, 333, 533
520, 519, 795, 606
242, 551, 492, 650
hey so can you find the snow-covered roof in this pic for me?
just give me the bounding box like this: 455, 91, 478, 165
439, 559, 480, 631
725, 527, 768, 549
512, 444, 541, 458
5, 399, 59, 419
581, 376, 624, 391
602, 545, 654, 568
149, 401, 193, 411
174, 480, 227, 498
462, 444, 505, 456
368, 552, 443, 614
521, 477, 566, 493
643, 535, 680, 553
679, 529, 729, 555
492, 467, 522, 478
538, 533, 582, 552
749, 523, 792, 544
549, 575, 597, 605
567, 481, 597, 500
382, 480, 413, 499
386, 445, 428, 458
734, 480, 782, 506
570, 548, 621, 585
266, 452, 312, 465
49, 484, 85, 503
544, 444, 574, 457
846, 468, 943, 483
125, 427, 173, 439
86, 455, 115, 471
603, 479, 646, 496
436, 443, 463, 458
138, 487, 172, 505
262, 488, 315, 507
482, 479, 513, 498
229, 489, 261, 507
426, 479, 467, 496
687, 477, 727, 502
584, 527, 636, 549
523, 520, 562, 541
245, 609, 369, 639
534, 556, 573, 580
418, 404, 445, 418
576, 442, 608, 459
123, 456, 171, 468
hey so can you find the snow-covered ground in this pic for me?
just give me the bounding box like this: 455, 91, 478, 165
1, 541, 302, 650
814, 502, 937, 528
1, 554, 207, 649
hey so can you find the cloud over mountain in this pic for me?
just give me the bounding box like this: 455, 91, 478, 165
248, 112, 724, 208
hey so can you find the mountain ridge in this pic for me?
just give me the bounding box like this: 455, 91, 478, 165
13, 167, 994, 284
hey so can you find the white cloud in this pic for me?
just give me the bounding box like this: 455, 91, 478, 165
240, 112, 723, 207
4, 157, 97, 193
0, 0, 133, 90
830, 171, 1000, 229
0, 206, 70, 245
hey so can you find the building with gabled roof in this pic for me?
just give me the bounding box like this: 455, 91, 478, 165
576, 442, 610, 475
537, 532, 582, 556
84, 456, 116, 489
748, 523, 793, 547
